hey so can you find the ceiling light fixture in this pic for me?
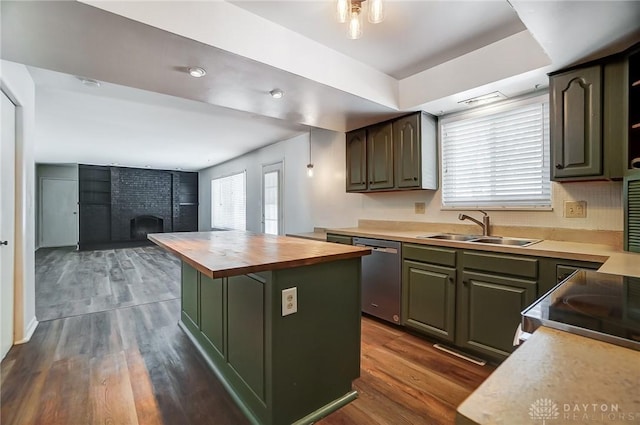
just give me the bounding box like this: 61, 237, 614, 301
336, 0, 385, 40
77, 77, 101, 88
307, 128, 314, 178
458, 91, 507, 107
270, 88, 284, 99
188, 67, 206, 78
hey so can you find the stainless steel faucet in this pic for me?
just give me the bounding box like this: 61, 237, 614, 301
458, 210, 491, 236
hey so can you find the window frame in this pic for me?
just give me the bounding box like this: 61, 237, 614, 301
439, 92, 552, 211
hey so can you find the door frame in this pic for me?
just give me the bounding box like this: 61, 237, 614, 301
261, 160, 284, 235
1, 89, 16, 359
39, 176, 78, 248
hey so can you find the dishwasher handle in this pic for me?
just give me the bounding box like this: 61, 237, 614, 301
355, 244, 398, 254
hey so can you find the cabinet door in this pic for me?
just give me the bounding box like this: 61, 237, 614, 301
394, 113, 421, 188
403, 260, 456, 342
367, 122, 394, 190
346, 129, 367, 192
458, 271, 536, 360
551, 65, 603, 179
181, 262, 199, 328
200, 275, 224, 356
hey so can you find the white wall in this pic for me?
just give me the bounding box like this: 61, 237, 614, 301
200, 126, 623, 234
35, 163, 78, 248
1, 60, 38, 343
199, 133, 313, 234
308, 129, 623, 231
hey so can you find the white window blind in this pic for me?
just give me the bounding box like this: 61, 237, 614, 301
441, 96, 551, 208
211, 171, 246, 230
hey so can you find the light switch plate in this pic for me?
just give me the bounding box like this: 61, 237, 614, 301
282, 287, 297, 316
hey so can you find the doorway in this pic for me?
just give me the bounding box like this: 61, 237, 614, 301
40, 178, 78, 248
262, 162, 283, 235
1, 90, 16, 359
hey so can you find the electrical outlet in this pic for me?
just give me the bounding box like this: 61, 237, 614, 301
281, 287, 297, 316
564, 201, 587, 218
415, 202, 426, 214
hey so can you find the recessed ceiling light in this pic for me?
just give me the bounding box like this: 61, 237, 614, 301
77, 77, 101, 88
188, 67, 206, 78
145, 165, 151, 168
270, 88, 284, 99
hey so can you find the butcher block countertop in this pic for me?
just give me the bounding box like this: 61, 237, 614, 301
456, 327, 640, 425
148, 230, 370, 279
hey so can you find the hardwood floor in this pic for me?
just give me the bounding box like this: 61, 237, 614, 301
35, 246, 181, 321
2, 247, 494, 425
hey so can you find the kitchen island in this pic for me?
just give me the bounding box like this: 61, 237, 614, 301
148, 231, 370, 425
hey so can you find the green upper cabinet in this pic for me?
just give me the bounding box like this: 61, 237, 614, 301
346, 129, 367, 192
345, 112, 437, 192
367, 122, 395, 190
550, 65, 603, 179
625, 47, 640, 173
549, 44, 637, 181
394, 113, 437, 189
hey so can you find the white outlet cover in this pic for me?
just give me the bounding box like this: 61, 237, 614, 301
282, 287, 297, 316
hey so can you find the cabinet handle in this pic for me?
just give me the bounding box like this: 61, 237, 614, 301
448, 277, 454, 283
413, 177, 418, 181
0, 241, 7, 246
463, 279, 469, 285
555, 163, 564, 169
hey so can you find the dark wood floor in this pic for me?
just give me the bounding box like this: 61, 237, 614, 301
35, 246, 181, 321
2, 247, 494, 425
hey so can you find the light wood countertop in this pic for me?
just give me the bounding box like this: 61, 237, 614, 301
148, 231, 369, 279
456, 327, 640, 425
324, 227, 640, 277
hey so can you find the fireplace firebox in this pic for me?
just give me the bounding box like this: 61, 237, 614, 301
130, 215, 164, 241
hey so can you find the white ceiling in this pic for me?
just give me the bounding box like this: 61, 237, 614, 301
231, 1, 526, 79
1, 0, 639, 171
29, 67, 307, 171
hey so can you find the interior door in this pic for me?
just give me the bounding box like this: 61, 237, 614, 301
41, 178, 77, 247
1, 90, 16, 360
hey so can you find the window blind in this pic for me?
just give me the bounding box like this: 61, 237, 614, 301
441, 97, 551, 208
211, 171, 246, 230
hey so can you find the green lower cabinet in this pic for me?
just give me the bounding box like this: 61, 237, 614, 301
403, 260, 456, 343
457, 271, 537, 360
538, 257, 602, 297
179, 259, 361, 425
181, 262, 199, 328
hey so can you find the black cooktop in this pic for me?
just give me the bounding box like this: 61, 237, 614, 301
522, 269, 640, 350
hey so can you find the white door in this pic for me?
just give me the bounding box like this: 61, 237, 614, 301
41, 178, 77, 247
1, 90, 16, 360
262, 162, 283, 235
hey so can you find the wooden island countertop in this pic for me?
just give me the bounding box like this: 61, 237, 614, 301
148, 230, 370, 279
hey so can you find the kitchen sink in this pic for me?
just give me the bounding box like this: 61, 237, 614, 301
471, 237, 540, 247
418, 233, 479, 241
417, 233, 541, 247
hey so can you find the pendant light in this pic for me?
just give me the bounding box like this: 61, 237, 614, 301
307, 129, 314, 178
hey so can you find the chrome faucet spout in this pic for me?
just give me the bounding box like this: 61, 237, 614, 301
458, 211, 491, 236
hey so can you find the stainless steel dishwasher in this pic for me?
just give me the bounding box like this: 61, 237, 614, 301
353, 237, 402, 324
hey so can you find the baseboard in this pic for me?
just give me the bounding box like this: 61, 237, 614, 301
15, 316, 39, 344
